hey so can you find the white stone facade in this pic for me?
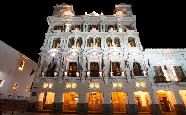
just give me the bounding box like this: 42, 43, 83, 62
29, 3, 186, 115
0, 40, 37, 100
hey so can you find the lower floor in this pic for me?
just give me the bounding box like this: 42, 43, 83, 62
29, 90, 186, 115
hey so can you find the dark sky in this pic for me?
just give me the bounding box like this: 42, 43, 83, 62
0, 0, 185, 62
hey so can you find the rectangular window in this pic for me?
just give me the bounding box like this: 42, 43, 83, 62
89, 82, 100, 89
12, 83, 18, 90
113, 82, 122, 88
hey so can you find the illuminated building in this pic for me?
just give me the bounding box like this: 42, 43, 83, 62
29, 3, 186, 115
0, 40, 37, 100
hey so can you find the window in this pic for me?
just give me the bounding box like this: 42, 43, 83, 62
68, 37, 75, 48
90, 62, 99, 77
173, 66, 185, 81
18, 60, 25, 71
12, 83, 18, 90
25, 85, 30, 92
42, 83, 53, 88
68, 62, 77, 77
95, 37, 101, 47
136, 82, 145, 87
65, 83, 77, 89
128, 37, 136, 47
112, 82, 122, 88
87, 37, 93, 47
52, 38, 61, 48
114, 37, 120, 47
89, 82, 100, 89
112, 62, 121, 76
76, 37, 82, 48
133, 62, 143, 76
106, 37, 112, 47
0, 80, 5, 87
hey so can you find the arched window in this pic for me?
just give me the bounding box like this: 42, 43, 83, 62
128, 37, 136, 47
95, 37, 101, 47
54, 26, 63, 31
106, 37, 112, 47
87, 37, 93, 47
52, 38, 61, 48
76, 37, 82, 48
114, 37, 120, 47
68, 37, 75, 48
133, 62, 142, 76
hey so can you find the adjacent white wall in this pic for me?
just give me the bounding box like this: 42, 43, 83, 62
0, 40, 37, 100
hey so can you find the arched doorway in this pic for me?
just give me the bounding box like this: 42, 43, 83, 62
112, 92, 127, 113
179, 90, 186, 108
134, 91, 151, 112
38, 92, 55, 111
156, 90, 175, 112
63, 92, 78, 112
87, 92, 102, 113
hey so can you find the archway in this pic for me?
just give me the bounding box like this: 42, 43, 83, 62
38, 92, 55, 111
63, 92, 78, 112
87, 92, 102, 112
156, 90, 175, 112
112, 92, 127, 113
134, 91, 151, 112
179, 90, 186, 108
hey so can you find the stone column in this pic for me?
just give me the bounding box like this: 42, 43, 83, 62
52, 92, 62, 112
77, 91, 88, 114
127, 92, 138, 115
172, 89, 186, 115
150, 90, 161, 115
102, 89, 112, 114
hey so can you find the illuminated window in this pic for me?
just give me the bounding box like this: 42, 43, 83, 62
12, 83, 18, 90
113, 82, 122, 88
43, 83, 53, 88
25, 85, 30, 92
18, 60, 25, 71
48, 83, 53, 88
136, 82, 145, 87
0, 80, 5, 87
65, 83, 77, 89
89, 82, 100, 89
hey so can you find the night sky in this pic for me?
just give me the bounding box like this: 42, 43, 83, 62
0, 0, 185, 62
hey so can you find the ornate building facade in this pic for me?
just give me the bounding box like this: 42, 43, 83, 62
29, 3, 186, 115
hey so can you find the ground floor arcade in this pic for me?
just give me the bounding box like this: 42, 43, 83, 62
29, 90, 186, 115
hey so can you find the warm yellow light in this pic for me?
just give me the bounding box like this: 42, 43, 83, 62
95, 83, 99, 88
12, 83, 18, 90
45, 92, 55, 104
38, 93, 44, 101
18, 61, 25, 71
89, 82, 99, 89
118, 83, 122, 88
43, 83, 48, 88
140, 82, 145, 87
136, 82, 145, 87
25, 85, 30, 92
179, 90, 186, 107
113, 82, 122, 88
72, 83, 77, 88
89, 83, 94, 88
136, 82, 140, 87
134, 91, 149, 107
66, 83, 71, 88
48, 83, 53, 88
